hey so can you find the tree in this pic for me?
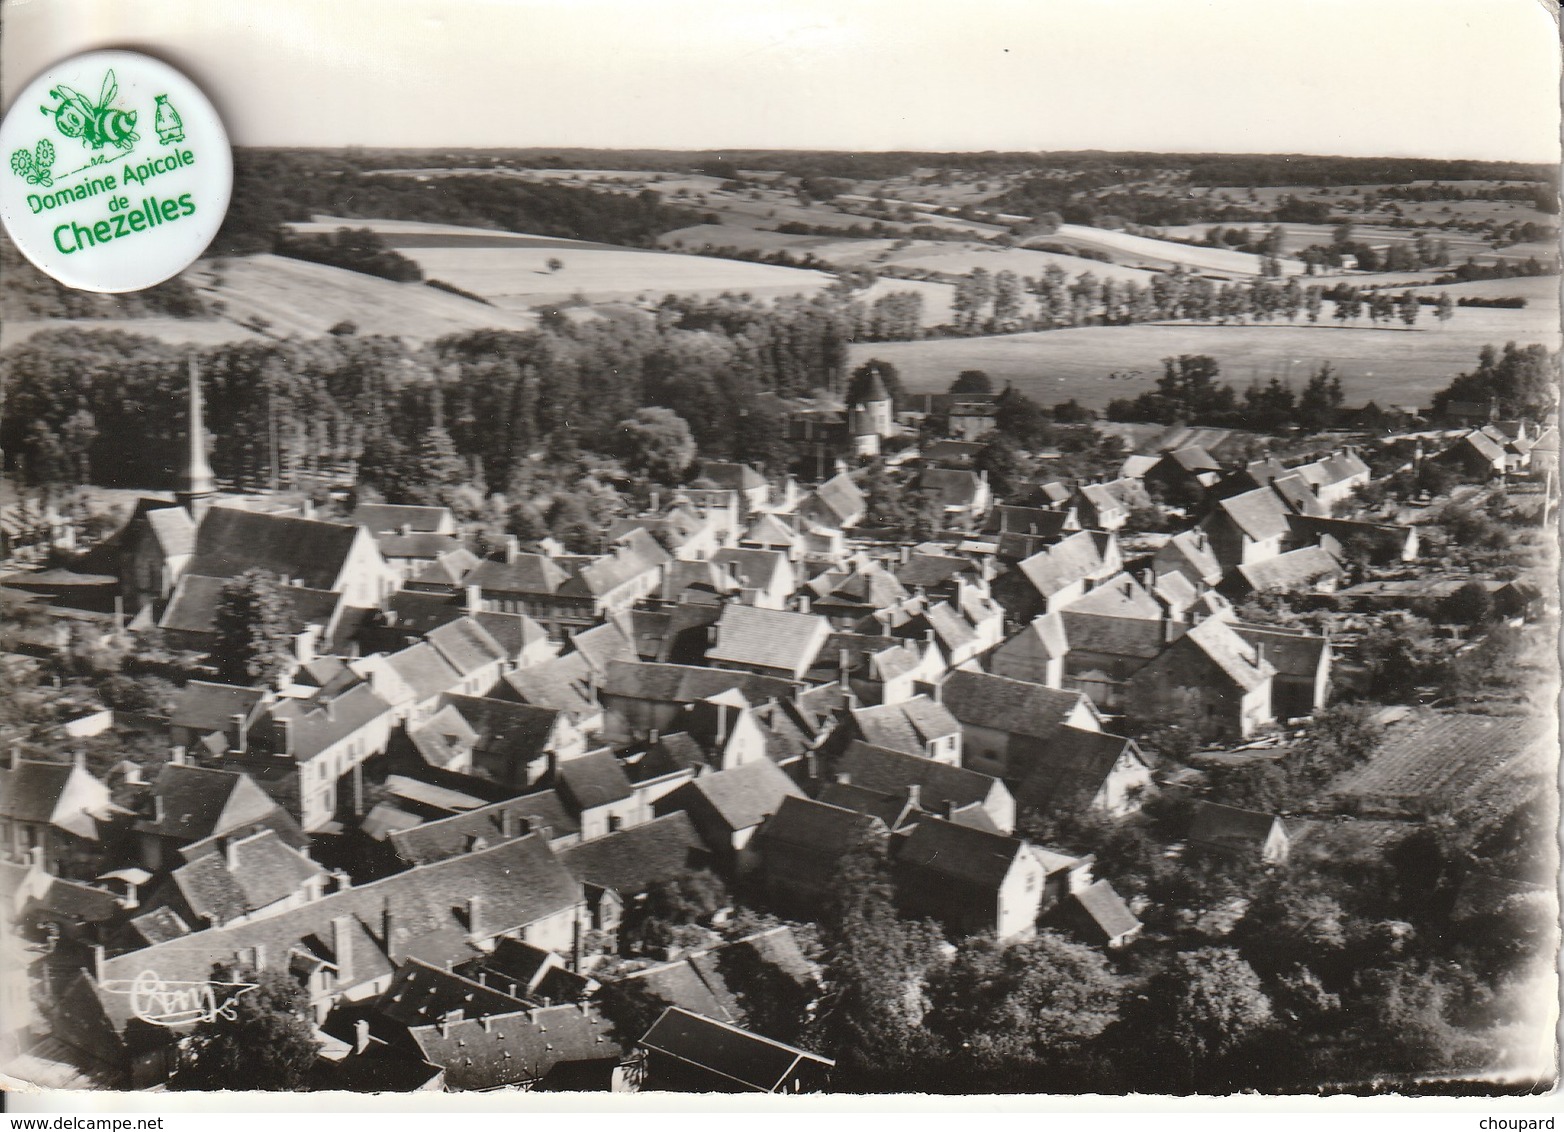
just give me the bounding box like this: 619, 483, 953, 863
546, 257, 564, 273
211, 569, 295, 688
615, 406, 696, 484
949, 369, 994, 396
809, 837, 945, 1089
1398, 291, 1420, 328
1437, 580, 1495, 625
924, 932, 1124, 1079
1435, 292, 1455, 328
974, 435, 1028, 499
1127, 947, 1273, 1089
173, 967, 320, 1091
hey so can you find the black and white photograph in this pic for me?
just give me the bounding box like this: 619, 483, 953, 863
0, 0, 1558, 1106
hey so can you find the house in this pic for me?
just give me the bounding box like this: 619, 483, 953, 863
215, 679, 396, 832
351, 504, 457, 537
1124, 617, 1275, 740
914, 469, 992, 527
183, 505, 398, 610
168, 680, 272, 757
566, 528, 673, 618
1527, 426, 1558, 475
60, 832, 586, 1084
833, 740, 1015, 835
1233, 624, 1332, 721
374, 532, 468, 584
1200, 488, 1294, 573
891, 816, 1047, 941
799, 472, 867, 531
554, 750, 644, 840
1144, 445, 1222, 500
740, 513, 807, 560
639, 1007, 834, 1093
1231, 545, 1345, 598
1268, 471, 1329, 518
884, 592, 1001, 668
161, 829, 328, 930
1288, 515, 1419, 564
654, 758, 803, 869
998, 530, 1123, 619
400, 999, 627, 1092
694, 462, 771, 514
131, 763, 306, 873
385, 789, 582, 866
1009, 725, 1154, 818
806, 562, 910, 626
0, 756, 113, 877
598, 660, 796, 743
1435, 430, 1507, 480
707, 605, 831, 681
1294, 449, 1372, 507
893, 551, 989, 601
1152, 529, 1224, 590
940, 670, 1102, 781
559, 812, 708, 931
842, 694, 963, 765
1057, 597, 1180, 714
987, 612, 1069, 689
115, 499, 195, 614
1187, 800, 1290, 865
1055, 879, 1142, 948
610, 507, 724, 564
409, 695, 585, 788
159, 574, 353, 660
807, 634, 937, 707
460, 552, 592, 639
710, 548, 795, 610
753, 796, 887, 915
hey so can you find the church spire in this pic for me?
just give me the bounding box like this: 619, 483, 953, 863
175, 355, 216, 517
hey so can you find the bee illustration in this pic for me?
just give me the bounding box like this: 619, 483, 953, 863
41, 69, 139, 152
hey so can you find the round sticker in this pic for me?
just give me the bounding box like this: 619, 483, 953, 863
0, 50, 231, 293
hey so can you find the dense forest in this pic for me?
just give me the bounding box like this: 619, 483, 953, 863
0, 292, 861, 496
211, 150, 711, 257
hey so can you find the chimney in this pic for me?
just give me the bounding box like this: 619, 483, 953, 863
836, 772, 851, 786
331, 869, 352, 892
8, 746, 19, 770
929, 680, 942, 705
465, 584, 482, 615
906, 783, 921, 809
797, 594, 810, 614
715, 706, 729, 749
93, 944, 105, 981
943, 800, 958, 820
399, 523, 413, 537
500, 807, 520, 839
276, 717, 294, 756
648, 728, 660, 745
72, 750, 85, 772
380, 898, 394, 954
230, 712, 248, 754
535, 825, 552, 845
153, 793, 166, 824
354, 1019, 371, 1055
330, 915, 356, 983
465, 895, 483, 937
649, 490, 660, 512
504, 534, 521, 564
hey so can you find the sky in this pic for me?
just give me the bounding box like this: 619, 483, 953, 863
2, 0, 1559, 161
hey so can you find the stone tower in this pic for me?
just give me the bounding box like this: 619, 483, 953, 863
848, 367, 894, 457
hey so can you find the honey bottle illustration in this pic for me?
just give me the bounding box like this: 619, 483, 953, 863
153, 94, 184, 145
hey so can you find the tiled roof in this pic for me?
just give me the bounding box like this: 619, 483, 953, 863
377, 957, 532, 1028
711, 548, 790, 593
1012, 726, 1144, 812
754, 795, 885, 857
941, 670, 1095, 736
1071, 879, 1140, 941
1163, 446, 1220, 474
565, 621, 638, 676
1188, 800, 1282, 852
837, 741, 1004, 815
133, 764, 280, 842
465, 554, 570, 596
1154, 530, 1223, 587
993, 611, 1068, 662
683, 759, 803, 832
1061, 573, 1162, 618
502, 661, 597, 716
1075, 483, 1124, 520
173, 830, 324, 922
559, 812, 705, 895
145, 506, 195, 559
1269, 473, 1326, 517
707, 606, 829, 673
376, 532, 464, 560
808, 473, 867, 527
816, 781, 914, 829
426, 618, 505, 677
473, 611, 549, 658
1231, 624, 1329, 679
263, 682, 393, 763
1059, 610, 1174, 661
698, 462, 767, 492
1235, 545, 1343, 594
556, 750, 635, 811
1179, 618, 1275, 692
388, 790, 579, 866
1017, 530, 1107, 599
128, 905, 191, 946
918, 469, 983, 509
1152, 569, 1198, 611
1217, 488, 1293, 543
850, 694, 959, 754
409, 548, 481, 588
640, 1007, 833, 1090
895, 553, 975, 589
385, 642, 464, 703
742, 514, 802, 549
186, 508, 364, 591
351, 504, 455, 534
601, 660, 796, 706
159, 575, 341, 637
168, 682, 268, 734
893, 816, 1023, 891
408, 999, 622, 1091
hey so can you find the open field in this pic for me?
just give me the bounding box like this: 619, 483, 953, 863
1324, 704, 1556, 822
191, 254, 538, 341
394, 243, 832, 310
0, 316, 262, 352
1043, 224, 1302, 277
1405, 275, 1560, 302
848, 299, 1560, 411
